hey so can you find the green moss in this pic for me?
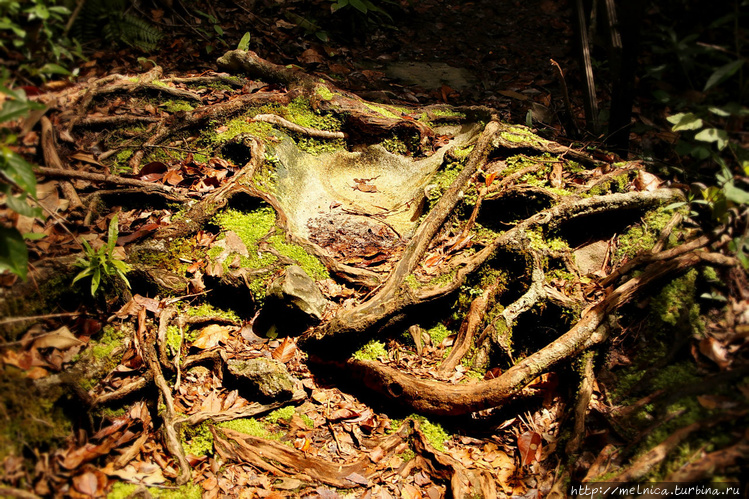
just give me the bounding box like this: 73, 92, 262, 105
651, 269, 701, 331
0, 369, 72, 460
90, 325, 126, 362
499, 125, 544, 147
426, 323, 451, 346
181, 422, 214, 456
315, 85, 334, 100
213, 206, 280, 271
286, 97, 342, 131
363, 102, 401, 120
185, 303, 240, 322
353, 340, 388, 361
165, 325, 181, 355
614, 209, 675, 265
265, 405, 296, 423
267, 233, 329, 280
162, 100, 195, 113
108, 482, 202, 499
218, 418, 282, 440
408, 414, 450, 452
300, 413, 315, 428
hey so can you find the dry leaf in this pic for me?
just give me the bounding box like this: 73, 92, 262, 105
271, 336, 297, 363
517, 431, 542, 467
33, 326, 83, 350
635, 170, 660, 192
192, 325, 231, 350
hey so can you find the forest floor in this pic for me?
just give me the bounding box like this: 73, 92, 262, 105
0, 1, 748, 498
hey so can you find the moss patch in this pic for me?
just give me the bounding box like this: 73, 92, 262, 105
181, 421, 214, 456
353, 340, 388, 361
217, 417, 283, 440
267, 233, 329, 280
108, 482, 202, 499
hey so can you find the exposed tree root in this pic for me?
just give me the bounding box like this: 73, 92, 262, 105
321, 251, 705, 415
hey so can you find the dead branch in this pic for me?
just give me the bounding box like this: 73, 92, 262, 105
35, 166, 185, 196
75, 115, 162, 128
608, 421, 703, 483
91, 375, 152, 407
664, 438, 749, 483
213, 427, 373, 488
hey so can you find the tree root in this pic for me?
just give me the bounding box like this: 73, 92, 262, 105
137, 308, 191, 485
319, 250, 705, 415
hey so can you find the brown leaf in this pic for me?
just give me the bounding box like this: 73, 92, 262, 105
163, 169, 184, 186
299, 48, 326, 64
401, 483, 422, 499
485, 172, 497, 187
517, 431, 542, 467
32, 326, 83, 350
192, 325, 231, 350
72, 471, 101, 497
271, 336, 297, 363
549, 162, 564, 188
635, 170, 661, 192
699, 337, 730, 369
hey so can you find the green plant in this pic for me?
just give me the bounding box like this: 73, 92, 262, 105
73, 215, 132, 296
0, 0, 80, 79
0, 75, 46, 279
73, 0, 162, 52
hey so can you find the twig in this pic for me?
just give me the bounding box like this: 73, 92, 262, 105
35, 166, 184, 195
0, 311, 82, 326
550, 59, 580, 138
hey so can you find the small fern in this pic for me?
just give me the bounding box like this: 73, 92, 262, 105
73, 0, 162, 52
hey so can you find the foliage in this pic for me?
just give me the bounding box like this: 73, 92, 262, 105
0, 76, 45, 279
72, 215, 132, 296
0, 0, 81, 79
643, 0, 749, 268
74, 0, 162, 53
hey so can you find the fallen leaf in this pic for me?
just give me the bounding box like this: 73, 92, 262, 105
271, 336, 297, 363
192, 324, 231, 350
635, 170, 661, 192
344, 472, 369, 486
517, 431, 542, 467
485, 172, 497, 187
72, 471, 101, 496
33, 326, 83, 350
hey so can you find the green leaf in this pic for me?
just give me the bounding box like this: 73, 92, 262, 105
708, 106, 731, 117
704, 59, 745, 91
667, 113, 703, 132
237, 32, 251, 51
1, 149, 37, 195
3, 189, 42, 218
22, 232, 46, 240
72, 266, 93, 285
0, 226, 28, 279
213, 24, 224, 36
694, 128, 729, 150
0, 99, 31, 124
91, 267, 101, 296
724, 183, 749, 204
349, 0, 368, 13
315, 30, 329, 42
38, 63, 71, 76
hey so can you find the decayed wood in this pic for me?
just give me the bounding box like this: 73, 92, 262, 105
35, 166, 185, 196
214, 428, 374, 488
